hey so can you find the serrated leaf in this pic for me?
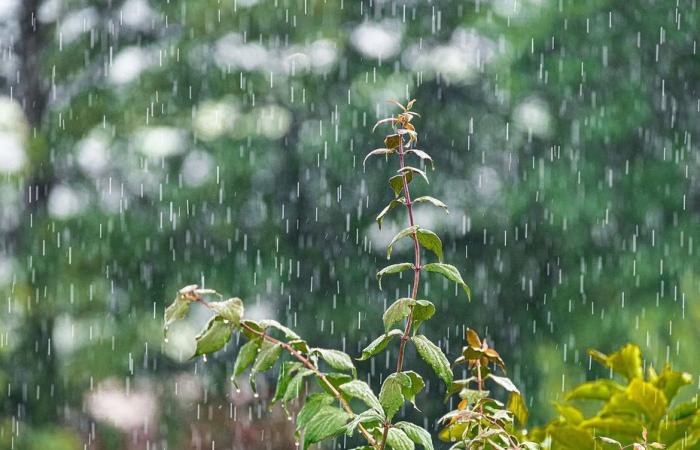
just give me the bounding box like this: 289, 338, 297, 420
258, 319, 300, 340
345, 409, 384, 437
405, 150, 434, 169
313, 348, 356, 376
387, 226, 418, 259
377, 263, 414, 290
398, 166, 429, 184
209, 297, 244, 327
412, 335, 453, 386
402, 371, 425, 408
395, 422, 434, 450
383, 298, 414, 332
252, 340, 283, 373
193, 315, 234, 357
380, 373, 411, 420
231, 337, 262, 386
364, 148, 395, 165
272, 361, 303, 403
297, 393, 335, 431
389, 173, 412, 197
416, 228, 443, 262
302, 405, 351, 449
412, 195, 447, 212
422, 263, 471, 301
411, 300, 435, 331
339, 380, 383, 412
386, 427, 415, 450
358, 329, 403, 361
376, 198, 405, 230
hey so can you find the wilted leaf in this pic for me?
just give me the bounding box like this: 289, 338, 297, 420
358, 329, 403, 360
372, 117, 400, 132
164, 289, 196, 334
422, 263, 471, 300
193, 315, 234, 357
377, 263, 414, 290
412, 335, 453, 386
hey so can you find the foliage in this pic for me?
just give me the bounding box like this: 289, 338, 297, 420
531, 344, 697, 450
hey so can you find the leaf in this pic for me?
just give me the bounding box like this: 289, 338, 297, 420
282, 368, 314, 403
402, 371, 425, 408
624, 378, 668, 423
272, 361, 303, 403
231, 337, 262, 385
565, 379, 625, 401
405, 150, 434, 169
209, 297, 244, 327
597, 436, 623, 447
164, 287, 197, 334
319, 372, 354, 397
389, 172, 412, 197
554, 403, 584, 425
406, 99, 416, 110
412, 195, 447, 212
388, 99, 407, 111
193, 315, 234, 357
364, 148, 395, 165
489, 374, 520, 393
385, 134, 402, 149
252, 340, 283, 373
386, 427, 415, 450
508, 392, 529, 427
383, 298, 414, 332
650, 364, 692, 401
258, 319, 300, 340
589, 344, 643, 380
387, 226, 418, 259
373, 117, 400, 132
302, 405, 351, 449
466, 329, 482, 348
358, 329, 403, 361
379, 372, 412, 420
297, 393, 335, 430
395, 422, 434, 450
339, 380, 383, 412
411, 300, 436, 330
412, 335, 453, 386
422, 263, 471, 301
377, 263, 414, 290
313, 348, 356, 376
398, 166, 429, 184
345, 409, 384, 437
376, 198, 405, 230
416, 228, 443, 262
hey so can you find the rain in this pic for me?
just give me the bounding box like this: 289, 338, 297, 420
0, 0, 698, 449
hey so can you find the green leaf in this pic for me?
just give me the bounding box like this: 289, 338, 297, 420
405, 149, 434, 169
650, 364, 692, 401
379, 372, 412, 420
508, 392, 529, 427
282, 368, 314, 403
258, 319, 300, 340
272, 361, 303, 403
589, 344, 643, 380
554, 403, 584, 425
339, 380, 383, 412
412, 196, 448, 212
302, 405, 351, 449
209, 297, 244, 327
402, 371, 425, 408
411, 300, 436, 331
358, 329, 403, 360
422, 263, 471, 301
313, 348, 356, 376
364, 148, 395, 165
345, 409, 384, 437
488, 374, 520, 393
164, 286, 197, 334
389, 172, 412, 197
193, 315, 234, 357
377, 263, 414, 290
231, 337, 262, 385
288, 339, 310, 354
412, 335, 453, 386
565, 379, 625, 401
395, 422, 434, 450
416, 228, 443, 262
383, 298, 414, 332
387, 226, 418, 259
624, 378, 668, 423
252, 340, 283, 373
386, 427, 415, 450
376, 198, 405, 230
297, 393, 335, 430
319, 372, 354, 397
398, 166, 429, 184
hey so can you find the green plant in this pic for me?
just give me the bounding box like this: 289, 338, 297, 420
162, 100, 529, 449
531, 344, 697, 450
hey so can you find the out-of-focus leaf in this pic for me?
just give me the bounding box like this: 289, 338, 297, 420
164, 286, 198, 334
358, 329, 402, 360
422, 263, 471, 301
649, 364, 692, 401
589, 344, 643, 381
554, 403, 584, 425
377, 263, 414, 290
193, 315, 234, 357
412, 335, 453, 386
412, 195, 447, 211
508, 392, 529, 426
565, 379, 625, 401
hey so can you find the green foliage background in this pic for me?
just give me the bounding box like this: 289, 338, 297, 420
1, 0, 699, 448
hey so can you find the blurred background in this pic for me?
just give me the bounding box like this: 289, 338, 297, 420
1, 0, 699, 448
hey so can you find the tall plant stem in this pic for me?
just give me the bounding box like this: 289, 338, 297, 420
379, 128, 423, 450
197, 298, 380, 450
